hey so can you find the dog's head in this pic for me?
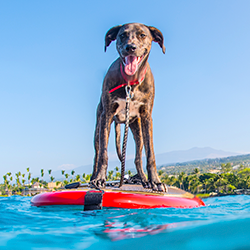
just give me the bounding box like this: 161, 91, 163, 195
105, 23, 165, 76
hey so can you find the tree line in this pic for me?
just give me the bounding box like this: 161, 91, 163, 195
1, 163, 250, 196
159, 163, 250, 195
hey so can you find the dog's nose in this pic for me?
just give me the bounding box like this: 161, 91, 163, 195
126, 44, 137, 52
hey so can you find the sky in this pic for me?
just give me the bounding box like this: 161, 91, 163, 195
0, 0, 250, 178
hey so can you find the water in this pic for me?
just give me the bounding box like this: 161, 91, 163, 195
0, 195, 250, 250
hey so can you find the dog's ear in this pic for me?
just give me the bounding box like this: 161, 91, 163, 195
104, 25, 122, 52
147, 26, 166, 54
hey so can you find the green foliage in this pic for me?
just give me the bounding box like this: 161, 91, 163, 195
3, 157, 250, 196
221, 163, 232, 173
159, 154, 250, 175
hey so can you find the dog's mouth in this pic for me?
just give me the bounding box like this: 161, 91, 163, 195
122, 55, 144, 76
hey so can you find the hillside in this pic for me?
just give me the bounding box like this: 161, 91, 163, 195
50, 147, 241, 179
159, 154, 250, 175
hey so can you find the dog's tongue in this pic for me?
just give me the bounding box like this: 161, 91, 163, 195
124, 56, 140, 75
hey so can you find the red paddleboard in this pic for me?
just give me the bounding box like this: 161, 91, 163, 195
31, 185, 205, 209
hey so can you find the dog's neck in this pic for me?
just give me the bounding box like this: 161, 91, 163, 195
120, 58, 148, 84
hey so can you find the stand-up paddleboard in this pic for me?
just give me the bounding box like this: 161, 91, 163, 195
31, 184, 205, 209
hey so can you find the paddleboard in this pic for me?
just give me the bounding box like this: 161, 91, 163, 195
31, 185, 205, 209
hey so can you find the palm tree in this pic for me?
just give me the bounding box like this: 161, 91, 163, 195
71, 170, 75, 181
108, 170, 114, 181
75, 174, 81, 182
203, 179, 210, 193
61, 170, 65, 178
22, 174, 25, 186
48, 169, 52, 179
65, 173, 69, 182
31, 177, 39, 185
82, 173, 86, 183
187, 175, 195, 192
56, 181, 61, 186
158, 170, 164, 176
7, 172, 12, 185
3, 175, 7, 187
26, 168, 30, 185
168, 176, 178, 186
15, 173, 21, 187
28, 173, 31, 185
215, 175, 225, 193
85, 174, 91, 182
221, 163, 232, 174
41, 169, 44, 181
178, 172, 186, 189
190, 176, 201, 194
160, 174, 169, 184
115, 171, 121, 180
193, 168, 200, 177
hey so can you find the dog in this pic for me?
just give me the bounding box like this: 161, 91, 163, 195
90, 23, 166, 192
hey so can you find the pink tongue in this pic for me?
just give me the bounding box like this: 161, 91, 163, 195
124, 56, 139, 75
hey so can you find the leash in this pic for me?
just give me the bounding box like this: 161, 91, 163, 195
109, 62, 147, 188
119, 84, 132, 187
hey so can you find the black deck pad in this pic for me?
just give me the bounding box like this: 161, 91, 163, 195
84, 191, 103, 211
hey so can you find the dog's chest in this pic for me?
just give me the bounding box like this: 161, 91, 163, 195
114, 98, 143, 122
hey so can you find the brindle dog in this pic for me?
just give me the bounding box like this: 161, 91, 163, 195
90, 23, 166, 192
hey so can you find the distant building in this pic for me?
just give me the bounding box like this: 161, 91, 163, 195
232, 165, 240, 170
32, 182, 44, 189
48, 182, 62, 189
208, 169, 220, 174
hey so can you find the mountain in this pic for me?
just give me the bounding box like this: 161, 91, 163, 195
50, 147, 240, 180
155, 147, 240, 166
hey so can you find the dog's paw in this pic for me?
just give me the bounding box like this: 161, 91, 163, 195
148, 181, 168, 192
90, 178, 106, 189
140, 178, 150, 189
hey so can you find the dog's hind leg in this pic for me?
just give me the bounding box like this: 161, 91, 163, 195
130, 117, 148, 188
114, 121, 122, 162
91, 102, 102, 181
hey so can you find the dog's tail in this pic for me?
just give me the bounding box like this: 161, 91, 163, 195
115, 121, 122, 162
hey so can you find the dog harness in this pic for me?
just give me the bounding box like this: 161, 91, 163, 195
109, 63, 147, 93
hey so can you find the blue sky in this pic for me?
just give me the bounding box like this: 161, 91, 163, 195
1, 0, 250, 178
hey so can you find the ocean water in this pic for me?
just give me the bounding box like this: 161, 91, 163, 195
0, 195, 250, 250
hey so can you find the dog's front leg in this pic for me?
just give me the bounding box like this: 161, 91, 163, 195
90, 110, 113, 188
130, 118, 148, 187
141, 110, 164, 192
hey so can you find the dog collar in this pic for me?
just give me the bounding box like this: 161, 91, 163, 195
109, 63, 147, 93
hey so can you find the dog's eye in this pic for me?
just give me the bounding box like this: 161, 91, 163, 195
140, 33, 146, 38
120, 33, 126, 39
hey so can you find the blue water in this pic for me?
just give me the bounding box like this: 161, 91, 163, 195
0, 195, 250, 250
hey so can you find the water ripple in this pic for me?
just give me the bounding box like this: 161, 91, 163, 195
1, 195, 250, 249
